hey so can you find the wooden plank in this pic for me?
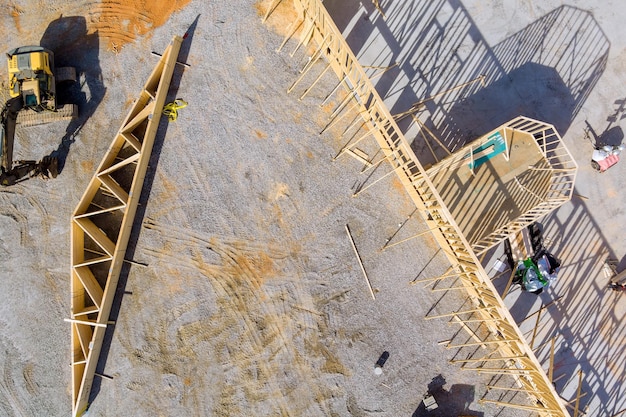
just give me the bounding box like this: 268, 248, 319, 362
73, 255, 112, 269
73, 322, 92, 361
451, 315, 486, 348
345, 147, 372, 166
573, 370, 584, 417
97, 152, 140, 177
121, 100, 155, 134
73, 217, 116, 257
345, 224, 376, 300
73, 266, 103, 309
65, 318, 107, 328
72, 305, 100, 316
98, 173, 129, 205
73, 204, 126, 219
121, 131, 142, 153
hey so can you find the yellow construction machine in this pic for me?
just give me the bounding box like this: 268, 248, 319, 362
1, 45, 78, 185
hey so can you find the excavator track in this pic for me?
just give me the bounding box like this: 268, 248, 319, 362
56, 66, 77, 83
16, 104, 78, 127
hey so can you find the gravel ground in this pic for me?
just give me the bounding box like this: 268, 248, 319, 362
0, 1, 624, 416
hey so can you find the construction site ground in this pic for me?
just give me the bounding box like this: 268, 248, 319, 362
0, 1, 624, 416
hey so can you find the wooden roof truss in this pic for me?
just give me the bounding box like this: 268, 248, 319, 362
69, 35, 183, 417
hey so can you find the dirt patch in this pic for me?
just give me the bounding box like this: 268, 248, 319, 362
10, 5, 24, 33
255, 0, 300, 37
87, 0, 192, 50
80, 160, 94, 173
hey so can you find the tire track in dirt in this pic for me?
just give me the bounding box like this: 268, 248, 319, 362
10, 0, 193, 51
141, 219, 343, 415
22, 363, 38, 396
0, 186, 57, 251
0, 195, 29, 247
89, 0, 191, 50
115, 295, 208, 412
124, 302, 201, 374
0, 343, 33, 417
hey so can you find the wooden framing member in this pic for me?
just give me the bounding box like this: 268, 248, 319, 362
487, 384, 550, 396
353, 157, 417, 197
288, 33, 332, 93
572, 370, 585, 417
275, 2, 573, 415
393, 75, 486, 123
70, 35, 183, 417
372, 0, 386, 19
450, 314, 487, 348
345, 224, 376, 300
383, 225, 444, 251
479, 399, 561, 413
277, 18, 303, 52
262, 0, 285, 22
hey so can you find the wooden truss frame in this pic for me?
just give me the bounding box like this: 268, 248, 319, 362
266, 1, 582, 416
425, 116, 577, 254
69, 35, 183, 417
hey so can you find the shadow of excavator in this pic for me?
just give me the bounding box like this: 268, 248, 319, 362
0, 16, 104, 185
40, 15, 106, 174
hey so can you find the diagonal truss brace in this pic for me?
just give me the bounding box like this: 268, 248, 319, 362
69, 35, 183, 417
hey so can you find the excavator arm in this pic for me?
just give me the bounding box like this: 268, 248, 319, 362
0, 96, 57, 186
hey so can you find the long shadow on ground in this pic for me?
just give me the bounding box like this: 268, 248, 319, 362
89, 15, 200, 406
322, 1, 622, 415
39, 16, 106, 173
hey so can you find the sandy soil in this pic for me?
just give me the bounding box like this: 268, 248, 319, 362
1, 1, 623, 417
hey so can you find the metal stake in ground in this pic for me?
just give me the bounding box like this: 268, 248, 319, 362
345, 224, 376, 300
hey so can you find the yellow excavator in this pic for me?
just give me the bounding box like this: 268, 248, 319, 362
1, 45, 78, 185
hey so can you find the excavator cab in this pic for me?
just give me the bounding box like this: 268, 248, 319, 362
7, 46, 56, 112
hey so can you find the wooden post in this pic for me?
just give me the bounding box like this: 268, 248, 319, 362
353, 159, 417, 197
300, 63, 332, 100
382, 227, 443, 251
480, 399, 560, 413
334, 127, 376, 160
277, 19, 303, 52
573, 370, 584, 417
64, 318, 107, 328
486, 385, 549, 396
446, 339, 517, 349
530, 307, 543, 349
518, 297, 563, 325
287, 34, 330, 93
451, 315, 486, 348
262, 0, 284, 22
548, 337, 556, 382
345, 224, 376, 300
426, 306, 495, 320
411, 115, 452, 157
450, 354, 524, 364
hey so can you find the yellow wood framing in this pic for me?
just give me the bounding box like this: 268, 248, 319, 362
424, 118, 577, 254
266, 1, 575, 415
69, 35, 183, 417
